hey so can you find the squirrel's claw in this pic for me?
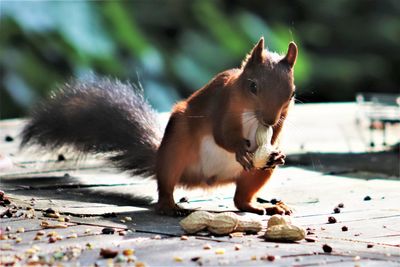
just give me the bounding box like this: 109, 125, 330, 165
263, 150, 286, 169
235, 142, 254, 171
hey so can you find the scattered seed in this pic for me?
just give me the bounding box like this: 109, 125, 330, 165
328, 216, 337, 224
37, 230, 45, 236
367, 244, 374, 248
180, 235, 189, 240
305, 237, 316, 242
15, 237, 22, 243
64, 217, 70, 222
322, 244, 332, 253
135, 262, 146, 267
124, 216, 132, 221
54, 223, 68, 229
307, 230, 315, 235
44, 209, 60, 218
57, 217, 65, 222
234, 244, 241, 251
120, 219, 126, 223
47, 231, 57, 237
333, 207, 341, 214
100, 248, 118, 258
119, 231, 126, 236
266, 255, 276, 261
101, 227, 115, 235
34, 236, 42, 241
152, 235, 161, 239
25, 248, 36, 255
86, 243, 93, 249
5, 135, 14, 142
174, 256, 183, 262
5, 226, 11, 231
342, 226, 348, 232
363, 196, 371, 201
123, 249, 135, 256
17, 227, 25, 233
338, 203, 344, 208
354, 255, 361, 261
203, 244, 212, 250
250, 255, 257, 260
215, 248, 225, 255
57, 154, 66, 161
67, 233, 78, 239
191, 256, 200, 262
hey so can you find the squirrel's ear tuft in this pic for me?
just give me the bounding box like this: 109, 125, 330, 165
281, 42, 298, 68
242, 37, 265, 68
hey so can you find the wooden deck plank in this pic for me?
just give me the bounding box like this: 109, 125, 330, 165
1, 106, 399, 266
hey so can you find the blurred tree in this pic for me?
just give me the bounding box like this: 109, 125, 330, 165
0, 0, 399, 119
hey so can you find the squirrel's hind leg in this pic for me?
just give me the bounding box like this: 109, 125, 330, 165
155, 116, 195, 217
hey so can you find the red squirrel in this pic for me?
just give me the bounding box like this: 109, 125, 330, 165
21, 37, 298, 216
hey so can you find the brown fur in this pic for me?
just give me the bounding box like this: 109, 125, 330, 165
156, 37, 298, 215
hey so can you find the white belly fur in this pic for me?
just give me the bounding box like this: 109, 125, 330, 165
195, 135, 243, 180
188, 111, 260, 182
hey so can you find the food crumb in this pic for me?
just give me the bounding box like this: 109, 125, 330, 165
174, 256, 183, 262
328, 216, 337, 224
203, 244, 212, 250
123, 249, 135, 256
100, 248, 118, 258
322, 244, 333, 253
363, 196, 371, 201
215, 248, 225, 254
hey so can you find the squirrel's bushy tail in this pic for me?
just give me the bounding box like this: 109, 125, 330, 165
20, 77, 162, 176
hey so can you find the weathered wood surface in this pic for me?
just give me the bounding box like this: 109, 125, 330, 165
1, 103, 399, 266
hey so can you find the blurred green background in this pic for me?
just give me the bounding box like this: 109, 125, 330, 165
1, 0, 399, 119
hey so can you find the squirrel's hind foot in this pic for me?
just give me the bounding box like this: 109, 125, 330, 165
156, 202, 193, 217
260, 201, 292, 215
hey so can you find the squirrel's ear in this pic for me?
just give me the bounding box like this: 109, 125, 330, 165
242, 37, 265, 68
281, 42, 298, 68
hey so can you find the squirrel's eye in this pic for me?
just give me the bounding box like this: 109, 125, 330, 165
248, 80, 257, 95
291, 92, 296, 99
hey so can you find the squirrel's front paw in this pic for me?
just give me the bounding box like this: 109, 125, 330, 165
263, 150, 285, 169
235, 139, 253, 171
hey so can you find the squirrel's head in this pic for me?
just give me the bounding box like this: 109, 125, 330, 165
234, 37, 298, 127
